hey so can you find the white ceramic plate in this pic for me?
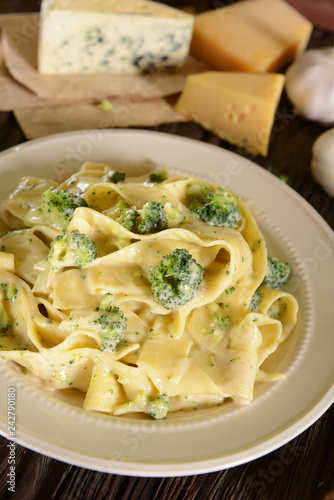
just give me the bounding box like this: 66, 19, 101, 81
0, 130, 333, 477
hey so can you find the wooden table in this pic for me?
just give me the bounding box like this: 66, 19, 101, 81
0, 1, 333, 499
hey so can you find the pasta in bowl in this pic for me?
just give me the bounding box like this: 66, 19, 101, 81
0, 160, 298, 420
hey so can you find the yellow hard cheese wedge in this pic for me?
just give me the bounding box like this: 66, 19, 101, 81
175, 72, 285, 156
190, 0, 312, 73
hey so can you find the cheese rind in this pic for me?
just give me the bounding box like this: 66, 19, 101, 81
175, 72, 285, 156
190, 0, 313, 73
38, 0, 194, 75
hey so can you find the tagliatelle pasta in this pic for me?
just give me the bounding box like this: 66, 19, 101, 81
0, 161, 298, 419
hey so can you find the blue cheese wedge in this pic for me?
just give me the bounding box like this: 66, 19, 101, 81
38, 0, 194, 75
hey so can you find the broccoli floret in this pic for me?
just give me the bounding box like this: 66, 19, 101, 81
148, 248, 204, 309
164, 202, 185, 228
138, 201, 185, 233
99, 292, 115, 312
147, 165, 168, 184
138, 201, 168, 234
103, 199, 139, 232
104, 200, 184, 235
94, 308, 127, 351
60, 294, 127, 351
101, 170, 126, 184
59, 294, 127, 351
262, 256, 290, 289
0, 283, 18, 302
97, 294, 128, 354
148, 393, 169, 420
187, 184, 241, 228
48, 230, 97, 271
24, 188, 87, 231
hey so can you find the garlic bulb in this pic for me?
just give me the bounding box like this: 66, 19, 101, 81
311, 128, 334, 196
285, 48, 334, 124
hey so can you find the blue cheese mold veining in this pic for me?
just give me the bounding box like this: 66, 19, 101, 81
38, 0, 194, 75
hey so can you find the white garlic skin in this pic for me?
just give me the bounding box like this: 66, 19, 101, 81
311, 128, 334, 197
285, 48, 334, 125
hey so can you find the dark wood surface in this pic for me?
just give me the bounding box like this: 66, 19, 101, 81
0, 1, 333, 499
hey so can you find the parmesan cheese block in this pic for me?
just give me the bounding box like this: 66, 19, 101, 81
190, 0, 313, 73
175, 72, 285, 156
38, 0, 194, 75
